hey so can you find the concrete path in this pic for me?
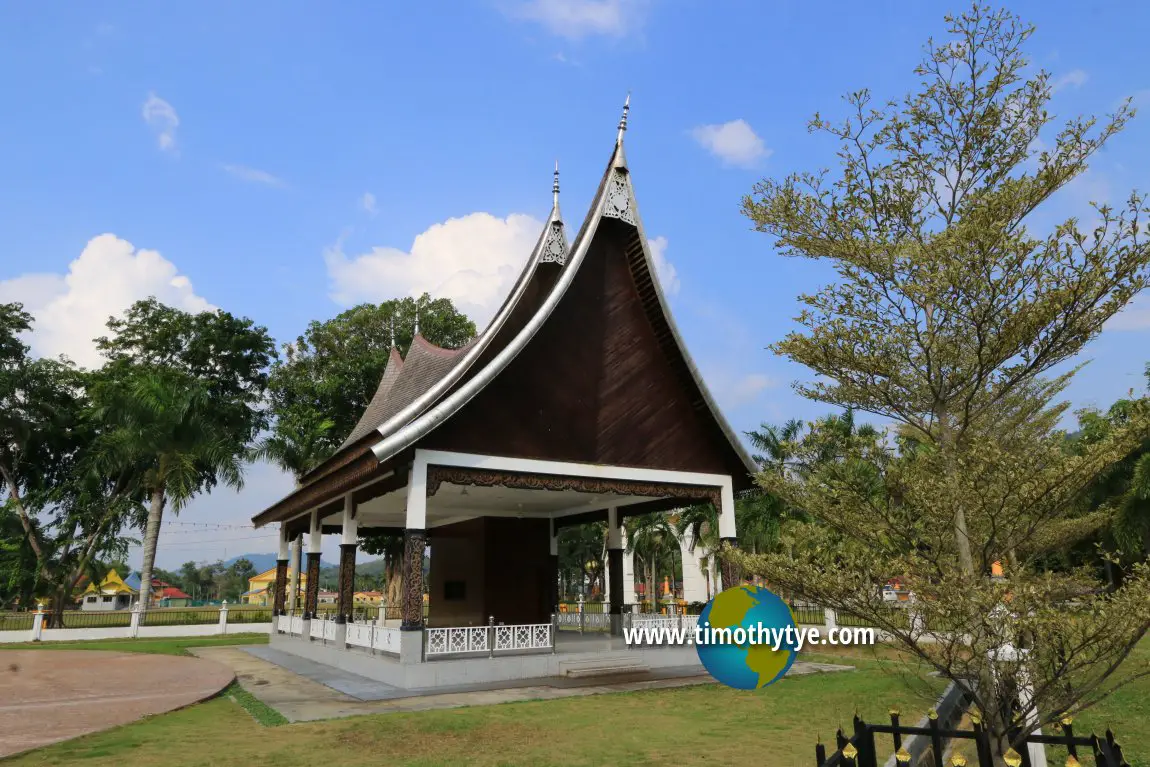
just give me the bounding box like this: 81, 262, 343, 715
190, 645, 854, 723
0, 650, 234, 759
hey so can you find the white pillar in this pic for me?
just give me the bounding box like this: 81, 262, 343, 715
31, 608, 44, 642
129, 602, 142, 638
218, 601, 229, 635
679, 526, 709, 604
288, 534, 302, 611
308, 509, 322, 554
341, 494, 358, 544
278, 524, 290, 559
717, 481, 736, 539
621, 528, 637, 606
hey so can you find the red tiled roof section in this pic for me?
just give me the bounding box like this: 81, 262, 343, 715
158, 586, 191, 599
338, 336, 474, 450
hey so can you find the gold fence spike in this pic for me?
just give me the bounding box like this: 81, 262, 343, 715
1003, 748, 1023, 767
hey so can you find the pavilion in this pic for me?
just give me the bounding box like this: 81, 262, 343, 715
252, 99, 756, 687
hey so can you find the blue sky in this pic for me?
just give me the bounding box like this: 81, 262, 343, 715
2, 1, 1148, 568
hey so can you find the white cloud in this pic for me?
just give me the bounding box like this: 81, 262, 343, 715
221, 164, 287, 188
1051, 69, 1088, 93
142, 93, 179, 153
324, 212, 543, 329
648, 235, 679, 296
702, 368, 777, 409
1105, 294, 1150, 331
0, 234, 213, 367
508, 0, 646, 40
690, 119, 771, 168
360, 192, 378, 216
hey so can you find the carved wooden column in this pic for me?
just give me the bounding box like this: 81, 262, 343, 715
273, 525, 289, 616
400, 528, 427, 630
335, 495, 357, 625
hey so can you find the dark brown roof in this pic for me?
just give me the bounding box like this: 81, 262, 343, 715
338, 337, 472, 450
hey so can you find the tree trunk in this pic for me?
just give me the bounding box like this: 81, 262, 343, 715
137, 486, 166, 613
937, 405, 975, 575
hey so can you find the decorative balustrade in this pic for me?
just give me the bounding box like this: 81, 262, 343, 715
310, 616, 326, 639
425, 622, 552, 656
345, 622, 401, 654
289, 615, 304, 635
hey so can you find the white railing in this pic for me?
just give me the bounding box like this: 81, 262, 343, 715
630, 614, 700, 634
373, 626, 401, 654
557, 611, 611, 630
310, 616, 326, 639
426, 626, 489, 655
323, 618, 339, 641
344, 622, 401, 654
289, 615, 304, 635
495, 623, 551, 652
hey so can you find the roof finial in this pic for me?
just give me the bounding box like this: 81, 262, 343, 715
553, 160, 560, 207
616, 92, 630, 145
389, 315, 396, 349
413, 303, 421, 337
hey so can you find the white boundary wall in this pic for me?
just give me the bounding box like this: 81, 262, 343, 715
0, 605, 272, 644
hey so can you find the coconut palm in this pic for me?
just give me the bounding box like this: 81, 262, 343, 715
625, 513, 679, 611
90, 367, 246, 612
251, 413, 336, 483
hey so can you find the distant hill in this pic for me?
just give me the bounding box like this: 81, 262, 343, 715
223, 553, 338, 572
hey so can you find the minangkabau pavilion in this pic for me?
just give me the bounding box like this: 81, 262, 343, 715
252, 99, 756, 688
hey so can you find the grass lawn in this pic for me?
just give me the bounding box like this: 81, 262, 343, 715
9, 643, 942, 767
0, 633, 268, 656
6, 637, 1148, 766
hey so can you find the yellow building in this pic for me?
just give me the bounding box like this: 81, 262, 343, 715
242, 566, 307, 606
79, 569, 135, 611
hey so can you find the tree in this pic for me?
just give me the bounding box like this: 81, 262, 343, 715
92, 299, 275, 612
0, 303, 144, 623
739, 5, 1150, 758
625, 513, 678, 609
267, 296, 476, 465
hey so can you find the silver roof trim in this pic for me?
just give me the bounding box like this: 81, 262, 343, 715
367, 189, 567, 447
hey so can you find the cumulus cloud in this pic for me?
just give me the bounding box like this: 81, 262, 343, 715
324, 212, 544, 329
1051, 69, 1088, 93
221, 164, 287, 188
142, 93, 179, 153
690, 119, 771, 168
360, 192, 378, 216
647, 235, 679, 296
0, 234, 213, 367
507, 0, 647, 39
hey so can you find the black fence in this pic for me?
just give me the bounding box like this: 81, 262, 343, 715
816, 714, 1129, 767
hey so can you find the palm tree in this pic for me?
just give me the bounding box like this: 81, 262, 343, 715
91, 367, 246, 613
251, 414, 335, 483
625, 513, 678, 611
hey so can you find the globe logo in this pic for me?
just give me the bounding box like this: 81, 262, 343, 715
695, 584, 800, 690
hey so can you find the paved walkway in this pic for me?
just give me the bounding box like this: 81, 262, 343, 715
190, 645, 854, 723
0, 650, 234, 759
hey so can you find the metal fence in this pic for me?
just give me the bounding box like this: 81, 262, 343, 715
425, 620, 554, 657
817, 714, 1129, 767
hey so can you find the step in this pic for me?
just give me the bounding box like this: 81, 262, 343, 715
559, 656, 650, 678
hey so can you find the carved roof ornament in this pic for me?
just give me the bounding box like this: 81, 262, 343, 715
603, 169, 636, 225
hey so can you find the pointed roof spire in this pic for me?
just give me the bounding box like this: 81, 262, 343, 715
413, 303, 421, 337
389, 314, 396, 348
616, 92, 630, 145
553, 160, 560, 207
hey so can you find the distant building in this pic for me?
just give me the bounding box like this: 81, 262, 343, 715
242, 566, 307, 607
79, 569, 135, 611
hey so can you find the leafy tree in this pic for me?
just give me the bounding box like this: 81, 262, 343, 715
738, 5, 1150, 757
557, 523, 606, 600
267, 296, 476, 464
0, 303, 144, 623
91, 299, 275, 612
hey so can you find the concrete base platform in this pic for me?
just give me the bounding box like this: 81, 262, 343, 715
269, 631, 704, 690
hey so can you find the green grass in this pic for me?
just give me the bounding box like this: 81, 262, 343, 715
224, 681, 288, 727
0, 633, 268, 656
8, 645, 944, 767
